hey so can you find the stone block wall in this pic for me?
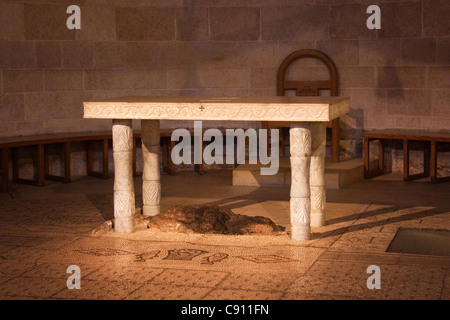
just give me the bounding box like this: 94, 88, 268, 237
0, 0, 449, 176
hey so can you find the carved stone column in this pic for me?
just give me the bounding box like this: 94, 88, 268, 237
112, 119, 135, 233
310, 122, 327, 228
141, 120, 161, 217
289, 123, 312, 241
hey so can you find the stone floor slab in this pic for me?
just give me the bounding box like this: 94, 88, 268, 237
1, 276, 67, 299
126, 283, 212, 300
205, 288, 283, 300
51, 279, 144, 300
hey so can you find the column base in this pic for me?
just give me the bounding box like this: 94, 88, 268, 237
291, 224, 311, 241
114, 217, 135, 233
142, 205, 160, 217
311, 213, 326, 228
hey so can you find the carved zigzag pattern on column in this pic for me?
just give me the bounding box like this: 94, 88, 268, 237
114, 191, 135, 218
113, 126, 133, 152
143, 180, 161, 205
310, 186, 326, 213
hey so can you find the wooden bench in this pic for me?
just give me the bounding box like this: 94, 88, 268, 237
0, 130, 207, 193
0, 132, 117, 192
155, 130, 204, 176
363, 130, 450, 183
159, 128, 232, 176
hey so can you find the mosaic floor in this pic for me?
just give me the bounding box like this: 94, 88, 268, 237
0, 170, 449, 300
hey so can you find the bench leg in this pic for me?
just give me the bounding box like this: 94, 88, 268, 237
195, 134, 209, 175
364, 138, 384, 179
87, 140, 93, 176
44, 142, 71, 183
279, 127, 285, 158
430, 141, 450, 183
162, 137, 169, 174
102, 139, 109, 179
195, 163, 204, 175
423, 141, 430, 178
11, 145, 45, 187
12, 148, 19, 182
363, 137, 370, 178
133, 137, 138, 177
44, 145, 50, 178
11, 148, 29, 184
261, 121, 272, 156
378, 139, 385, 174
1, 148, 9, 193
403, 139, 410, 181
170, 140, 176, 175
330, 118, 339, 163
64, 141, 71, 182
404, 140, 431, 181
37, 144, 45, 187
430, 141, 438, 183
430, 141, 437, 183
162, 137, 176, 176
161, 137, 177, 176
87, 139, 109, 179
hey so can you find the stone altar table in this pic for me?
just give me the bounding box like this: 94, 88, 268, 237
84, 96, 350, 241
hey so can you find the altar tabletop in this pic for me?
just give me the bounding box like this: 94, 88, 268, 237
84, 96, 349, 122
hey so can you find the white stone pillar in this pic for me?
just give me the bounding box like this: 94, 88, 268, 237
310, 122, 327, 228
112, 119, 135, 233
141, 120, 161, 217
289, 123, 312, 241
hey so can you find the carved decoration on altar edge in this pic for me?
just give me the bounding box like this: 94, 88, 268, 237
85, 103, 332, 121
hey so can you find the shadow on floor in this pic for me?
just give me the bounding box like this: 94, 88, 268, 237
313, 206, 447, 240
